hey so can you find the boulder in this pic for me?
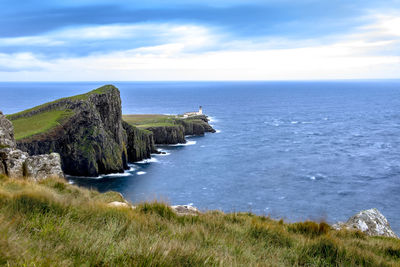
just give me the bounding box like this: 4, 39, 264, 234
0, 112, 64, 180
0, 111, 16, 149
171, 205, 199, 216
333, 208, 398, 238
25, 153, 64, 180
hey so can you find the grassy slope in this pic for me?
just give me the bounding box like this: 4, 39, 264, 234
7, 85, 115, 140
0, 176, 399, 266
11, 110, 74, 140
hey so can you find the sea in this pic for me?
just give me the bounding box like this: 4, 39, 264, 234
1, 81, 399, 233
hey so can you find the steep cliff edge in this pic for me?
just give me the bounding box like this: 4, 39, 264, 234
123, 114, 215, 145
8, 85, 131, 177
122, 121, 157, 162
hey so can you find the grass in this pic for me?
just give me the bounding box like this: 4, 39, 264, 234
10, 109, 74, 140
7, 85, 116, 120
0, 177, 399, 266
123, 114, 178, 128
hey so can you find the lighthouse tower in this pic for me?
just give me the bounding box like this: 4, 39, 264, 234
198, 106, 203, 115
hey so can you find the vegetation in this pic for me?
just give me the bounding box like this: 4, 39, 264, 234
0, 177, 399, 266
7, 85, 116, 120
123, 114, 178, 128
10, 109, 74, 140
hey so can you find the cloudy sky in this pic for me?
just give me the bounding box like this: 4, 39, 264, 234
1, 0, 399, 81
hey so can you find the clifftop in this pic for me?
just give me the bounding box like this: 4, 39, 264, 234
9, 85, 130, 177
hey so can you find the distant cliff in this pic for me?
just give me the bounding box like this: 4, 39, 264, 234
9, 85, 153, 177
123, 114, 215, 145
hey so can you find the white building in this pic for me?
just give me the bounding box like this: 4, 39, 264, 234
183, 106, 202, 117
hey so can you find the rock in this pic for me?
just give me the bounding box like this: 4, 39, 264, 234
147, 125, 186, 144
0, 148, 28, 178
107, 201, 136, 209
333, 208, 398, 238
24, 153, 64, 180
171, 205, 199, 216
0, 114, 64, 180
12, 85, 129, 177
123, 121, 156, 162
0, 111, 16, 149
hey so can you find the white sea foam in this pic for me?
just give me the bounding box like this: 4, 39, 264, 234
68, 180, 75, 185
156, 151, 171, 156
291, 121, 298, 124
136, 157, 159, 163
170, 140, 197, 146
137, 171, 147, 175
215, 129, 221, 133
101, 172, 131, 178
208, 116, 218, 123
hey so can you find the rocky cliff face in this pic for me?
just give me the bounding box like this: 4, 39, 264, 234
145, 115, 215, 145
122, 121, 156, 162
0, 111, 63, 180
12, 85, 129, 177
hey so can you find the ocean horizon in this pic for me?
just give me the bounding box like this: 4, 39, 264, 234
1, 80, 399, 233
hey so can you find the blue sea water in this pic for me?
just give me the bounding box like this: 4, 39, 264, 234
1, 81, 399, 233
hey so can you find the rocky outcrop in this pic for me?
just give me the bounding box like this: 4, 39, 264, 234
0, 112, 63, 180
147, 125, 186, 144
12, 85, 129, 177
0, 111, 16, 149
122, 121, 156, 162
171, 205, 199, 216
144, 115, 215, 145
333, 208, 398, 238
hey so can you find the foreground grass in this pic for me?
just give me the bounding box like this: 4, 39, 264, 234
0, 176, 399, 266
10, 109, 74, 140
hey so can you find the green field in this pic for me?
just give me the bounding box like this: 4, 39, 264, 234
10, 109, 74, 140
0, 175, 399, 266
123, 114, 178, 128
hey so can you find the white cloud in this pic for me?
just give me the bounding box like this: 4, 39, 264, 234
0, 14, 399, 80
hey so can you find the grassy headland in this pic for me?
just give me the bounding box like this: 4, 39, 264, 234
0, 175, 399, 266
10, 109, 74, 140
123, 114, 178, 128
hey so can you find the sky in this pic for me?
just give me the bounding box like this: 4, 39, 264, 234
0, 0, 399, 81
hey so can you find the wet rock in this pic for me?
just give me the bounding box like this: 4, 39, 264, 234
333, 208, 398, 238
171, 205, 199, 216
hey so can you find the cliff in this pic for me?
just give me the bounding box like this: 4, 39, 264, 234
123, 114, 216, 145
7, 85, 153, 177
0, 111, 63, 180
122, 121, 157, 162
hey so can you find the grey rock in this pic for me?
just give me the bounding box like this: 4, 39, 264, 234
0, 148, 28, 178
25, 153, 64, 180
171, 205, 199, 216
0, 111, 16, 149
0, 114, 64, 180
333, 208, 398, 238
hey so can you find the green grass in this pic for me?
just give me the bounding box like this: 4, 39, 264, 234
7, 85, 116, 120
123, 114, 178, 128
0, 177, 399, 266
10, 109, 74, 140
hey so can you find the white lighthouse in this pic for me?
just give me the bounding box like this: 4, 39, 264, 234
198, 106, 203, 115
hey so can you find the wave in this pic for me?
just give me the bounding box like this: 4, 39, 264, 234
169, 140, 197, 146
215, 129, 221, 133
101, 172, 131, 178
137, 171, 147, 175
208, 116, 218, 123
136, 157, 159, 163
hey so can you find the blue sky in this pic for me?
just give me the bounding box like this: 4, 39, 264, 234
0, 0, 399, 80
